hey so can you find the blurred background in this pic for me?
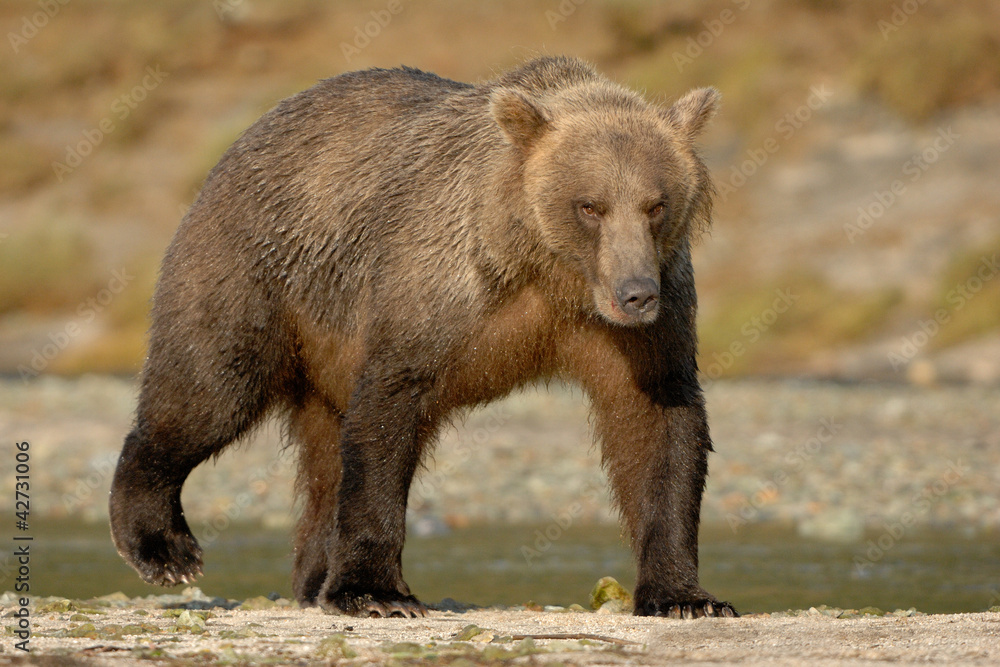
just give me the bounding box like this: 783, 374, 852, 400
1, 0, 998, 613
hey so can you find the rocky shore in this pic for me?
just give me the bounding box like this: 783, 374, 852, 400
2, 375, 997, 539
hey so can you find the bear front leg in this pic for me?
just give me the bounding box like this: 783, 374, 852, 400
110, 428, 206, 587
318, 367, 432, 618
633, 402, 737, 618
596, 390, 737, 618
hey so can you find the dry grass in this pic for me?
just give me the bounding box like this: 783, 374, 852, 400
854, 11, 1000, 122
699, 274, 904, 376
929, 240, 1000, 349
0, 223, 101, 314
49, 255, 159, 376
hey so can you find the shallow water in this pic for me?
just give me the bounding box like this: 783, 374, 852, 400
28, 520, 1000, 614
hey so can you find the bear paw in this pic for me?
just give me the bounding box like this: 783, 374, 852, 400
114, 525, 204, 587
633, 587, 738, 618
322, 588, 427, 618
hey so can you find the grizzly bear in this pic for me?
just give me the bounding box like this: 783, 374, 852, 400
109, 56, 736, 619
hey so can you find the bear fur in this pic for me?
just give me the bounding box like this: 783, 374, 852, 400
109, 56, 735, 618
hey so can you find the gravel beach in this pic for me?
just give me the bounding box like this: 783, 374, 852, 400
2, 375, 998, 536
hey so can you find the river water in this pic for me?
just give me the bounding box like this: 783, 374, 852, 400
28, 520, 1000, 613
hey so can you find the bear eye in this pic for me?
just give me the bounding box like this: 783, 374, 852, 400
581, 202, 599, 217
648, 202, 666, 218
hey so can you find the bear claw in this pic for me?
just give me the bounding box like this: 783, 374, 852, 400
634, 597, 738, 619
323, 590, 427, 618
136, 553, 204, 587
116, 525, 204, 588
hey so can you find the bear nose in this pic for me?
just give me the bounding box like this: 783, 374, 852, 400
615, 278, 659, 318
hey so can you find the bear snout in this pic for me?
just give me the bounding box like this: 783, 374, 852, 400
614, 277, 660, 322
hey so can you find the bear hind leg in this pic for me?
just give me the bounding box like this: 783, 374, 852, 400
318, 364, 437, 618
289, 396, 344, 605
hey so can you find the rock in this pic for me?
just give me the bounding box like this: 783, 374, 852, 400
120, 624, 155, 635
239, 596, 276, 610
317, 634, 358, 659
859, 606, 886, 616
154, 586, 233, 610
588, 576, 633, 611
383, 642, 426, 656
35, 599, 75, 613
66, 623, 97, 638
175, 609, 207, 629
470, 630, 495, 643
595, 599, 628, 615
94, 592, 131, 607
453, 624, 486, 641
432, 597, 478, 612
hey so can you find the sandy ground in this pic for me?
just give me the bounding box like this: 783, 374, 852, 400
4, 602, 1000, 666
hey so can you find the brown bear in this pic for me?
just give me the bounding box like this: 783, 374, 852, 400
109, 56, 736, 619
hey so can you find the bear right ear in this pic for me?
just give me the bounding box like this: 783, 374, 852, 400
490, 89, 550, 151
665, 87, 720, 140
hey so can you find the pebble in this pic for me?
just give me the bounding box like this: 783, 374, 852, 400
589, 577, 633, 611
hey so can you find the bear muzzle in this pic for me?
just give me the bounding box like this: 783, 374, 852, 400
606, 276, 660, 325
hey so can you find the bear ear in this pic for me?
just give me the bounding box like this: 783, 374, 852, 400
491, 89, 550, 151
665, 87, 720, 139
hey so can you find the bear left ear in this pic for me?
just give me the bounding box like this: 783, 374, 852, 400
665, 87, 720, 139
491, 89, 550, 151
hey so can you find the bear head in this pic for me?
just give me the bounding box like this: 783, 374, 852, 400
491, 81, 719, 326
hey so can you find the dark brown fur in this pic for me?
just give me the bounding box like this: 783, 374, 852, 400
109, 56, 735, 618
